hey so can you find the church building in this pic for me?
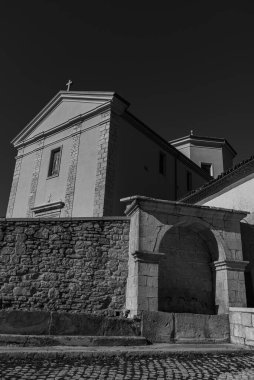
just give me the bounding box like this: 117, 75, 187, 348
4, 88, 254, 340
7, 90, 213, 218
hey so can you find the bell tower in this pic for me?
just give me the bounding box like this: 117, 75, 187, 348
170, 133, 237, 178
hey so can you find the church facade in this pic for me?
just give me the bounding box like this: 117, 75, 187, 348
7, 91, 210, 219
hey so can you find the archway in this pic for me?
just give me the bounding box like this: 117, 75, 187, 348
158, 222, 219, 314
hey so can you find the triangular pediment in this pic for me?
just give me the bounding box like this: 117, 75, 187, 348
12, 91, 124, 147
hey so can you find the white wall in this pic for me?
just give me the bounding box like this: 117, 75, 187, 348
200, 174, 254, 213
72, 127, 100, 216
10, 107, 103, 217
27, 100, 104, 139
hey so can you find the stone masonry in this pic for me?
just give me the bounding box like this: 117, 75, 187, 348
63, 125, 81, 217
93, 112, 117, 217
6, 151, 23, 218
122, 196, 249, 317
26, 140, 44, 217
229, 307, 254, 346
0, 217, 129, 316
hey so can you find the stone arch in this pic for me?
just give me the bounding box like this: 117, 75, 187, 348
158, 219, 223, 314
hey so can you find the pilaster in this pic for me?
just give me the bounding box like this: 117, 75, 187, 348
213, 260, 249, 314
26, 141, 44, 217
126, 250, 164, 317
6, 150, 23, 218
93, 112, 117, 216
63, 125, 81, 217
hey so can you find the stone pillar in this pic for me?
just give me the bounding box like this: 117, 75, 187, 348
126, 251, 164, 317
213, 260, 249, 314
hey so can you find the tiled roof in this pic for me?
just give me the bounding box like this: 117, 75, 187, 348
180, 154, 254, 204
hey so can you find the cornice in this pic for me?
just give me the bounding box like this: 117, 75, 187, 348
31, 201, 65, 214
12, 91, 129, 147
14, 102, 112, 149
121, 195, 249, 221
170, 134, 237, 157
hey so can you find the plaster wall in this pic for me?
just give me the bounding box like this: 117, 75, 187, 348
190, 145, 223, 178
111, 115, 206, 215
176, 160, 205, 199
12, 154, 34, 217
9, 111, 107, 217
200, 175, 254, 212
173, 144, 190, 158
223, 146, 235, 172
72, 127, 100, 216
34, 137, 72, 210
27, 100, 105, 139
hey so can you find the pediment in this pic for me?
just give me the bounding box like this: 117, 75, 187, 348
12, 91, 118, 147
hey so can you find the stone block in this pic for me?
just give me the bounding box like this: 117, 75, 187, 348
175, 313, 229, 342
139, 286, 157, 298
245, 340, 254, 346
148, 297, 157, 311
245, 327, 254, 341
241, 312, 252, 327
233, 324, 245, 338
229, 312, 241, 325
141, 311, 174, 343
0, 310, 50, 335
146, 276, 158, 288
230, 335, 245, 345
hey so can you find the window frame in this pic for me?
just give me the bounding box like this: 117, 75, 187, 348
159, 151, 166, 176
201, 162, 213, 177
47, 146, 62, 179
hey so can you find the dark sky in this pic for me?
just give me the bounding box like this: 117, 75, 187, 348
1, 1, 254, 215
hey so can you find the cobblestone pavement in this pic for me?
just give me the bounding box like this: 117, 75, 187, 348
1, 352, 254, 379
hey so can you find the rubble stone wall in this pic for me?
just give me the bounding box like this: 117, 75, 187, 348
0, 217, 129, 316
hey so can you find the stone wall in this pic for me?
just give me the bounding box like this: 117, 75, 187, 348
0, 217, 129, 316
229, 307, 254, 346
142, 311, 229, 343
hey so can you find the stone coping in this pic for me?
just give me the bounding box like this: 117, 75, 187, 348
229, 307, 254, 313
121, 195, 249, 216
0, 216, 130, 222
0, 343, 251, 359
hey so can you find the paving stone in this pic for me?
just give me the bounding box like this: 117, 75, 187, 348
2, 352, 254, 379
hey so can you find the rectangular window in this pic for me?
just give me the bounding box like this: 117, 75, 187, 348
201, 162, 213, 176
159, 152, 166, 175
48, 147, 61, 177
187, 171, 192, 191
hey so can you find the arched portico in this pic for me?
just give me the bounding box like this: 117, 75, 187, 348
122, 196, 249, 317
158, 223, 217, 314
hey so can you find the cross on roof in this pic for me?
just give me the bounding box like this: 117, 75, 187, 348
66, 79, 73, 91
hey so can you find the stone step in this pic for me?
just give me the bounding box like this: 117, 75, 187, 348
0, 334, 148, 347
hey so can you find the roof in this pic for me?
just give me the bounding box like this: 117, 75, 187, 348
170, 134, 237, 157
180, 154, 254, 204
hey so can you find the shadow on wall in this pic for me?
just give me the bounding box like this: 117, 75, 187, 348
158, 223, 219, 315
241, 223, 254, 307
